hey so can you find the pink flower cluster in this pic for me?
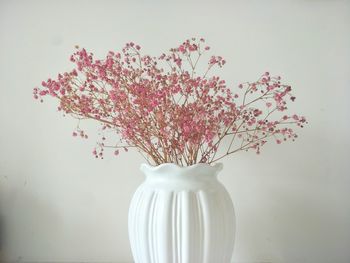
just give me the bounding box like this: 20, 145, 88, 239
34, 38, 306, 165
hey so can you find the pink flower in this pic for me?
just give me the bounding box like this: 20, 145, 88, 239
34, 38, 306, 165
189, 44, 197, 51
178, 45, 186, 53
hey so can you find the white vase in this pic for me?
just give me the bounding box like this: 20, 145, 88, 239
128, 163, 235, 263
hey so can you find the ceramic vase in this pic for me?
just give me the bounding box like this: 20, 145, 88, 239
128, 163, 235, 263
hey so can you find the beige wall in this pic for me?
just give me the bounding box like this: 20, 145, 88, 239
0, 0, 349, 262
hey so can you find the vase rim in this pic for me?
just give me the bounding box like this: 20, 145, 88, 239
140, 162, 223, 175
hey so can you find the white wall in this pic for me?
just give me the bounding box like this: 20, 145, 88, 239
0, 0, 349, 262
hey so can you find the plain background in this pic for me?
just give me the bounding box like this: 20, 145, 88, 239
0, 0, 350, 262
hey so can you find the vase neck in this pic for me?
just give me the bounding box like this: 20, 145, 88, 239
140, 163, 223, 180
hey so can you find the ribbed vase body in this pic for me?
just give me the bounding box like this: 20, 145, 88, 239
128, 163, 235, 263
